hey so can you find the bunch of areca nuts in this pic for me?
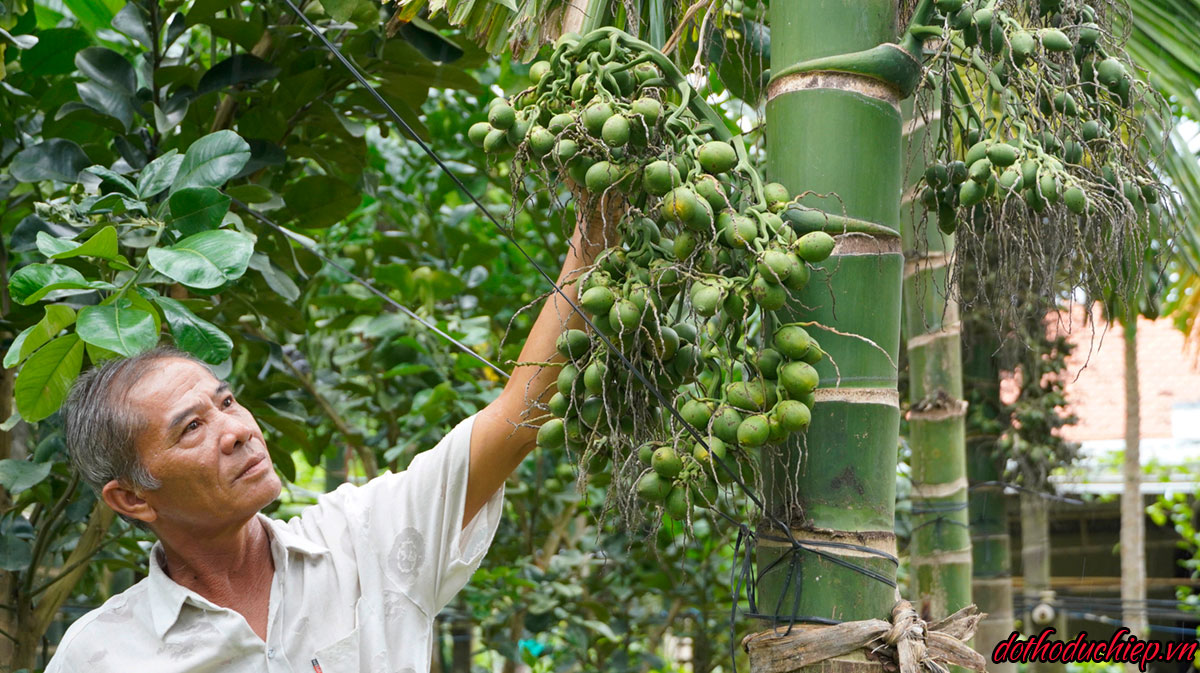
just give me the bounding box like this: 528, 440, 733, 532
470, 27, 836, 524
917, 0, 1164, 235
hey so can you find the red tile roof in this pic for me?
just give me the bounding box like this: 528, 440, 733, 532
1046, 306, 1200, 441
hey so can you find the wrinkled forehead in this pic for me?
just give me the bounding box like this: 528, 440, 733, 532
122, 358, 219, 420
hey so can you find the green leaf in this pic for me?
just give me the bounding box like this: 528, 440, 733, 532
74, 47, 137, 130
128, 288, 163, 334
225, 184, 273, 204
395, 18, 465, 63
4, 305, 77, 369
3, 326, 36, 370
196, 54, 281, 97
137, 150, 183, 199
0, 534, 32, 572
490, 0, 519, 10
112, 3, 153, 49
383, 363, 431, 378
0, 460, 53, 495
10, 139, 89, 183
73, 45, 133, 92
248, 253, 300, 302
154, 297, 233, 364
153, 94, 190, 134
203, 17, 265, 51
323, 0, 370, 22
61, 0, 122, 33
83, 165, 137, 195
76, 303, 159, 357
35, 226, 119, 260
147, 229, 254, 289
186, 0, 241, 24
13, 334, 85, 423
169, 187, 231, 236
0, 27, 38, 50
171, 130, 251, 193
18, 28, 90, 76
283, 175, 361, 228
580, 619, 618, 641
9, 264, 92, 305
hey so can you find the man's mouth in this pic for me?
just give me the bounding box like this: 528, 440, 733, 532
235, 454, 266, 481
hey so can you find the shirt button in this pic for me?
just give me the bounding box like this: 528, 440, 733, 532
267, 648, 275, 659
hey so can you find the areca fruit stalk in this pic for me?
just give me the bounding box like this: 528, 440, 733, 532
474, 27, 835, 528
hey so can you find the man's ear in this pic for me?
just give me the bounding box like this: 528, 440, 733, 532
101, 480, 157, 524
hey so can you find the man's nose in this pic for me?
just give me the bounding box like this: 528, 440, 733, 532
219, 413, 254, 454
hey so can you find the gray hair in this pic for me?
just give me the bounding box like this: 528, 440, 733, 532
63, 346, 209, 527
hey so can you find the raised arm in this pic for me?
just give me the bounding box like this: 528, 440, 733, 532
462, 202, 615, 527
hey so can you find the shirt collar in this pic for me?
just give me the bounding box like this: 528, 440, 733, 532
146, 513, 331, 638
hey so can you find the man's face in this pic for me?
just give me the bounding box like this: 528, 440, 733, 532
123, 358, 281, 533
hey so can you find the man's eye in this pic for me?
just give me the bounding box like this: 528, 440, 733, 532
185, 420, 200, 433
223, 396, 234, 408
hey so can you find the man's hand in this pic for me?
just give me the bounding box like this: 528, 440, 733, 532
461, 194, 622, 527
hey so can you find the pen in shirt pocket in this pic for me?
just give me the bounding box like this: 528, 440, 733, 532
311, 659, 324, 673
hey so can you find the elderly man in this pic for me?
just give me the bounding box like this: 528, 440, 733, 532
44, 215, 608, 672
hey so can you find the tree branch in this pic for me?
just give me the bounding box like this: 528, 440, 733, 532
30, 502, 115, 640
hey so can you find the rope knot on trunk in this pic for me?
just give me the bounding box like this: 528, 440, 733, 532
743, 600, 989, 673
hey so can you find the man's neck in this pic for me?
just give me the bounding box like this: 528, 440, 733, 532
156, 516, 276, 606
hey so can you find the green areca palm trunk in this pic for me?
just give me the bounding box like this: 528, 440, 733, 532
964, 326, 1016, 673
900, 100, 973, 626
754, 3, 906, 663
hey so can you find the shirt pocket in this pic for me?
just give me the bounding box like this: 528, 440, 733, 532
312, 598, 362, 673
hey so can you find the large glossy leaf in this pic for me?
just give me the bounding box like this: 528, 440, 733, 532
75, 47, 137, 130
61, 0, 122, 33
196, 54, 281, 97
10, 216, 83, 253
186, 0, 241, 24
35, 226, 119, 260
171, 130, 251, 193
18, 28, 90, 76
147, 229, 254, 289
323, 0, 378, 22
13, 334, 85, 423
154, 94, 190, 134
204, 17, 265, 51
154, 296, 233, 364
76, 302, 158, 357
3, 305, 76, 369
9, 139, 89, 183
0, 460, 53, 495
0, 27, 37, 50
9, 264, 87, 305
0, 530, 32, 571
169, 187, 231, 236
112, 3, 153, 49
248, 252, 301, 302
283, 175, 361, 228
83, 165, 137, 196
395, 17, 465, 63
137, 149, 183, 199
75, 47, 135, 94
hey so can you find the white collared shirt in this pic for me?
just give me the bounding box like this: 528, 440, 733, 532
46, 414, 502, 673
